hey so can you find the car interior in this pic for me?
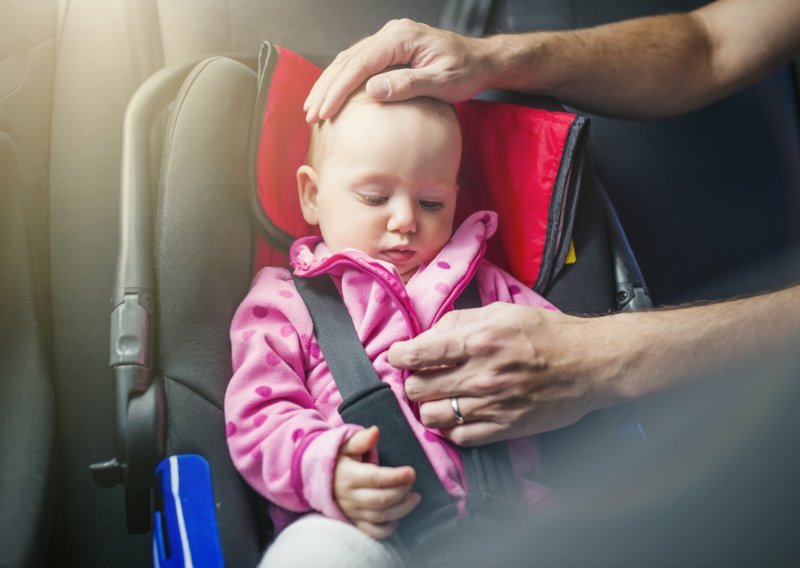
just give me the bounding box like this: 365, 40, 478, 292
1, 1, 798, 567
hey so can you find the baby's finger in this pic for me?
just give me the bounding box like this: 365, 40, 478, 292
348, 483, 416, 510
339, 426, 379, 457
355, 491, 422, 524
348, 463, 416, 490
354, 520, 399, 540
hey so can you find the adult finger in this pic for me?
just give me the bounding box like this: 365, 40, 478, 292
388, 330, 467, 372
417, 396, 491, 429
305, 20, 417, 122
313, 47, 392, 121
404, 362, 494, 403
388, 308, 490, 371
441, 420, 508, 447
365, 67, 446, 103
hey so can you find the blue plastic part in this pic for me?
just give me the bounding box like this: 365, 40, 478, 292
153, 455, 225, 568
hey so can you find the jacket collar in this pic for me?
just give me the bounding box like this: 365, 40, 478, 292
289, 211, 498, 329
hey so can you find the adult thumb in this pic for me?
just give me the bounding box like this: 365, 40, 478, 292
366, 68, 440, 102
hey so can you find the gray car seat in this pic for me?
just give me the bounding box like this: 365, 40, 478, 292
41, 1, 799, 566
0, 136, 57, 568
0, 1, 58, 565
95, 32, 654, 565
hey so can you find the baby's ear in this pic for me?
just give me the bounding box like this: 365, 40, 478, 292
296, 165, 320, 225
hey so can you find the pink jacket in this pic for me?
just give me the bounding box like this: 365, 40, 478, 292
225, 211, 556, 531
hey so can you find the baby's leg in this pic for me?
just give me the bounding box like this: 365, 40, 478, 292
259, 513, 406, 568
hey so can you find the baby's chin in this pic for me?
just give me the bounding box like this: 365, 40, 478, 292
399, 268, 418, 283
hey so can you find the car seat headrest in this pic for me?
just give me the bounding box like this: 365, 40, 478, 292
251, 42, 587, 290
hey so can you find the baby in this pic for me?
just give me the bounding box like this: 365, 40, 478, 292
225, 84, 556, 567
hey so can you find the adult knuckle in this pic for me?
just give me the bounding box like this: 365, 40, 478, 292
451, 429, 475, 447
405, 379, 422, 400
403, 345, 426, 368
443, 334, 468, 360
331, 49, 348, 66
439, 310, 460, 325
392, 18, 414, 30
472, 372, 498, 394
419, 403, 439, 427
464, 328, 495, 355
397, 70, 418, 91
349, 53, 371, 76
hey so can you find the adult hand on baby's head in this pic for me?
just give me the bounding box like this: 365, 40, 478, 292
334, 426, 421, 539
391, 303, 625, 445
304, 19, 493, 123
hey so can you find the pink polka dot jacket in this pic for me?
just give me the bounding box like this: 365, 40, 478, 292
225, 211, 557, 533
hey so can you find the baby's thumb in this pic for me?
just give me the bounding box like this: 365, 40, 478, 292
366, 68, 440, 102
341, 426, 380, 457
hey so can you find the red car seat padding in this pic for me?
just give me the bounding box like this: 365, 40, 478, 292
256, 46, 578, 287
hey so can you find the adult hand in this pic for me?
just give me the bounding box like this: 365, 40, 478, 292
333, 426, 421, 539
304, 19, 495, 123
390, 303, 625, 446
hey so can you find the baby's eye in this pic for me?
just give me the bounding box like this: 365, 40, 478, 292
419, 199, 445, 211
359, 194, 388, 206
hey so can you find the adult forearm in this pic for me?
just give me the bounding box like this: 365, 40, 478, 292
483, 0, 800, 118
482, 13, 716, 118
601, 285, 800, 404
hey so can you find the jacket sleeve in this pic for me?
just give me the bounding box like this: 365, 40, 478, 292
224, 267, 362, 521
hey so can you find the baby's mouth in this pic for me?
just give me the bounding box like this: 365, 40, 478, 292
380, 249, 415, 264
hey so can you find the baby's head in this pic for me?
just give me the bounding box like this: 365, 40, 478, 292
297, 81, 462, 282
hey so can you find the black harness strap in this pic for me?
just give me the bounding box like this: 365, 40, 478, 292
452, 280, 519, 518
293, 273, 518, 550
292, 274, 455, 532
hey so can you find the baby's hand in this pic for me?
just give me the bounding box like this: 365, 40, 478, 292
334, 426, 421, 539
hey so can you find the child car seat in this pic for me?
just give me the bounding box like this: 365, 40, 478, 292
92, 40, 650, 566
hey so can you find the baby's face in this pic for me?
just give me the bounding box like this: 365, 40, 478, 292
298, 99, 461, 282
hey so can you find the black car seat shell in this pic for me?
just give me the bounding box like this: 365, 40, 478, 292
100, 34, 652, 564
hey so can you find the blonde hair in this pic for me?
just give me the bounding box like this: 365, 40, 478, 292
306, 79, 459, 169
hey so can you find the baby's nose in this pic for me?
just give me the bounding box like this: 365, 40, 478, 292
387, 201, 417, 234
